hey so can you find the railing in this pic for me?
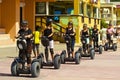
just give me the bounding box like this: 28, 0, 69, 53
101, 13, 117, 20
39, 16, 66, 42
117, 17, 120, 20
40, 16, 66, 34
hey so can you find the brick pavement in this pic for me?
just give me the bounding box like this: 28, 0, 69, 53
0, 43, 120, 80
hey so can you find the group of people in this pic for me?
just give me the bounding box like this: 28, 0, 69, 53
65, 22, 116, 57
16, 20, 54, 68
16, 20, 116, 69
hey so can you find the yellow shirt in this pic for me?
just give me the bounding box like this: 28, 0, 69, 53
33, 31, 40, 44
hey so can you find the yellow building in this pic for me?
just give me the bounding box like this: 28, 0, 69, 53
116, 5, 120, 25
101, 3, 117, 27
0, 0, 101, 45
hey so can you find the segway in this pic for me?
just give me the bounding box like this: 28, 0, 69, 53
78, 36, 95, 59
104, 35, 117, 51
92, 34, 103, 54
37, 36, 61, 69
60, 34, 81, 64
11, 35, 41, 77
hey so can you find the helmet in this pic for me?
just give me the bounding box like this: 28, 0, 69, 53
21, 20, 28, 27
94, 24, 97, 27
83, 24, 87, 27
68, 21, 73, 25
109, 24, 112, 26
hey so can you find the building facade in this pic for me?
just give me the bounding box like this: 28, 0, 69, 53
101, 3, 116, 26
0, 0, 101, 44
110, 0, 120, 26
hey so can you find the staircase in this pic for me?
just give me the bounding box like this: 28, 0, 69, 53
38, 16, 66, 43
0, 34, 15, 48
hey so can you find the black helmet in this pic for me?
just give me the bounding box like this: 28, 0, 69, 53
94, 24, 97, 27
21, 20, 28, 27
109, 24, 112, 26
83, 24, 87, 27
68, 21, 73, 25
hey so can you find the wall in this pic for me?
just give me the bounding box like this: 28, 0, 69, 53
1, 0, 20, 40
0, 3, 1, 27
24, 0, 35, 31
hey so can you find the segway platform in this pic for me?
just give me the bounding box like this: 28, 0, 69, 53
104, 43, 117, 51
78, 47, 95, 59
37, 53, 61, 69
60, 50, 81, 64
94, 45, 103, 54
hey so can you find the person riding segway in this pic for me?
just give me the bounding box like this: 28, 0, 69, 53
78, 24, 95, 59
104, 24, 117, 51
60, 21, 81, 64
11, 20, 40, 77
92, 24, 102, 54
37, 21, 61, 69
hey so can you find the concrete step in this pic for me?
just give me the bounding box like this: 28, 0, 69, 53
0, 34, 15, 48
0, 28, 6, 34
0, 34, 10, 40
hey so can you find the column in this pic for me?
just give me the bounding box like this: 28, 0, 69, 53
24, 0, 35, 31
46, 2, 49, 15
84, 2, 87, 16
74, 0, 80, 15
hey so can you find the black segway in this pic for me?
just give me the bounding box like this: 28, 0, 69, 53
104, 34, 117, 51
37, 36, 61, 69
60, 34, 81, 64
104, 40, 117, 51
11, 36, 41, 77
92, 34, 103, 54
78, 36, 95, 59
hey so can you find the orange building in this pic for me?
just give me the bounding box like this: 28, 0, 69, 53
0, 0, 101, 46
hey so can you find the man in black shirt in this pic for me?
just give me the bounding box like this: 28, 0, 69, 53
92, 24, 99, 48
16, 20, 33, 68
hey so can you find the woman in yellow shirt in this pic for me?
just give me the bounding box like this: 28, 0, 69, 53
33, 26, 41, 58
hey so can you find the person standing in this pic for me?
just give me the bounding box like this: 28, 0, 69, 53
106, 24, 115, 47
65, 21, 76, 58
33, 26, 41, 58
16, 20, 33, 68
43, 22, 54, 62
80, 24, 90, 53
92, 24, 99, 48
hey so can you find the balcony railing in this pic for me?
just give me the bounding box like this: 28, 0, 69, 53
101, 13, 116, 20
117, 17, 120, 20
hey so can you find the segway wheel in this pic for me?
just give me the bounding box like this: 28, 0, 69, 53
31, 62, 40, 77
11, 61, 19, 76
104, 43, 108, 51
99, 45, 103, 54
113, 43, 117, 51
90, 49, 95, 60
37, 53, 44, 68
60, 50, 66, 64
75, 52, 81, 64
78, 47, 83, 53
53, 54, 61, 69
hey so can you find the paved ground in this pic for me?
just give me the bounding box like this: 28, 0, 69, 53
0, 43, 120, 80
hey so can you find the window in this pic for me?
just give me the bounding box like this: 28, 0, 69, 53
87, 5, 91, 17
80, 1, 84, 15
49, 2, 73, 15
36, 2, 46, 14
93, 7, 97, 18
